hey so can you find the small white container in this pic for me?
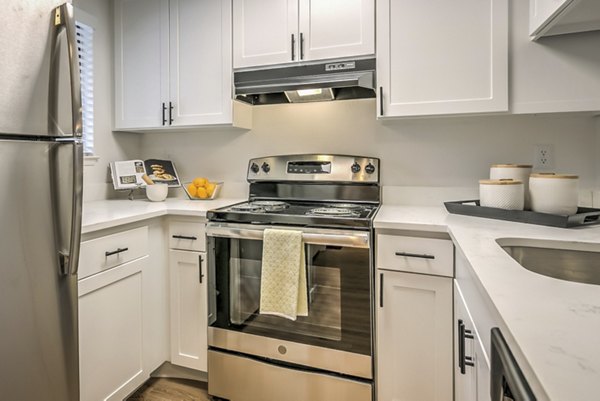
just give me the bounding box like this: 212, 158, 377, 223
490, 164, 533, 209
529, 173, 579, 215
146, 184, 168, 202
479, 179, 524, 210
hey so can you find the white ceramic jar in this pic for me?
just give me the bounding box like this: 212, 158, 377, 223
479, 179, 524, 210
146, 183, 168, 202
529, 173, 579, 215
490, 164, 533, 209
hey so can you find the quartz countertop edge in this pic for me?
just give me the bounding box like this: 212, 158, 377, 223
82, 198, 245, 234
375, 205, 600, 401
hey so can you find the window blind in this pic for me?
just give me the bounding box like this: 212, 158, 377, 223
76, 21, 94, 156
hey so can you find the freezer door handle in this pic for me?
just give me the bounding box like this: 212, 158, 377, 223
50, 3, 83, 138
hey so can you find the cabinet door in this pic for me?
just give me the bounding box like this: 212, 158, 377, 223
170, 250, 208, 371
233, 0, 299, 68
79, 258, 146, 401
376, 0, 508, 117
169, 0, 232, 126
376, 270, 453, 401
454, 281, 491, 401
299, 0, 374, 61
114, 0, 169, 129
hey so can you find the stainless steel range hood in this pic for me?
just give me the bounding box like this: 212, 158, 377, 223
234, 58, 376, 105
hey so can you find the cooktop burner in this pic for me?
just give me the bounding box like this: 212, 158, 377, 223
307, 207, 360, 217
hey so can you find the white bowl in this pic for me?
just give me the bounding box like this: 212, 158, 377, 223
529, 173, 579, 215
146, 184, 168, 202
479, 179, 524, 210
490, 164, 532, 209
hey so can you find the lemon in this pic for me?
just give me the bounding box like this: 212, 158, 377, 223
193, 177, 208, 188
186, 183, 197, 198
205, 182, 216, 197
196, 187, 209, 199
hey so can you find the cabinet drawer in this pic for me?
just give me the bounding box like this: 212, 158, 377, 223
169, 221, 206, 251
376, 234, 454, 277
79, 226, 149, 279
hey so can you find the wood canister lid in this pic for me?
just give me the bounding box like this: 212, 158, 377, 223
530, 173, 578, 179
479, 179, 523, 185
491, 164, 533, 168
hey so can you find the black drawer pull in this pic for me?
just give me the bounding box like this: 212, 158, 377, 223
172, 235, 197, 241
395, 251, 435, 260
379, 272, 384, 308
105, 247, 129, 257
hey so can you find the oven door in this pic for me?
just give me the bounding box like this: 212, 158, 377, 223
206, 222, 373, 379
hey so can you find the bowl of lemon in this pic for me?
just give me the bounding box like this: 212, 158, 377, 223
183, 177, 222, 200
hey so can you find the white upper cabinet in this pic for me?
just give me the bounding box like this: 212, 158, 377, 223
169, 0, 232, 126
298, 0, 374, 62
233, 0, 298, 68
233, 0, 374, 69
530, 0, 600, 40
376, 0, 508, 118
115, 0, 233, 130
114, 0, 168, 129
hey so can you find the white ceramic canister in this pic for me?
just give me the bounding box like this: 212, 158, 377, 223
479, 179, 524, 210
529, 173, 579, 215
490, 164, 533, 209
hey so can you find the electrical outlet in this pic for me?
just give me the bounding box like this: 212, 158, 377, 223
534, 144, 554, 170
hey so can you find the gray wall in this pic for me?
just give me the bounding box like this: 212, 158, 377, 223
140, 100, 598, 190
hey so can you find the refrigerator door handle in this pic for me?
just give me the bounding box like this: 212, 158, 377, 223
67, 140, 84, 275
50, 3, 83, 138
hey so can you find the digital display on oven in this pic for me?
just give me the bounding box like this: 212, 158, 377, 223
287, 161, 332, 174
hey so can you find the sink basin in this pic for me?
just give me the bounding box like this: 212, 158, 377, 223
497, 238, 600, 285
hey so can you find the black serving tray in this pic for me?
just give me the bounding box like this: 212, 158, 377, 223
444, 200, 600, 228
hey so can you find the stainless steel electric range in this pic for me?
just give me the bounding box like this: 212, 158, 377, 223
206, 154, 380, 401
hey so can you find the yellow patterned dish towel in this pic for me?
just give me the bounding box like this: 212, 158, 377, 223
259, 228, 308, 321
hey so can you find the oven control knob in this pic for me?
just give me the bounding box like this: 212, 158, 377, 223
261, 162, 271, 173
250, 163, 260, 173
365, 163, 376, 174
351, 162, 361, 173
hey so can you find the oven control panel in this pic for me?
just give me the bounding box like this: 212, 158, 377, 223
247, 154, 379, 183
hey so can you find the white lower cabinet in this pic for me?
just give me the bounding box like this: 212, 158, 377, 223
454, 281, 491, 401
376, 270, 453, 401
169, 249, 208, 371
79, 258, 146, 401
78, 221, 169, 401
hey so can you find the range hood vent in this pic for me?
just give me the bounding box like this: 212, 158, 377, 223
234, 58, 376, 105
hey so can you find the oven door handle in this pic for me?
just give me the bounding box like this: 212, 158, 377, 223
206, 225, 370, 248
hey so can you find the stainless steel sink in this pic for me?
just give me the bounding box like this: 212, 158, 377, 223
497, 238, 600, 285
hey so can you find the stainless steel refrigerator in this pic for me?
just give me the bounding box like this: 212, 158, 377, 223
0, 2, 83, 400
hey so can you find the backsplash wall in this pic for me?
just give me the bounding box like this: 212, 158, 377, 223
140, 99, 598, 191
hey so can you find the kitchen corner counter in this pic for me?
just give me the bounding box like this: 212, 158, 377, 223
374, 204, 600, 401
82, 198, 245, 234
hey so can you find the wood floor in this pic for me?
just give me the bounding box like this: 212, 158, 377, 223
127, 378, 211, 401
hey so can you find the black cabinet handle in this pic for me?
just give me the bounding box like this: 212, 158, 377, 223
169, 101, 174, 125
105, 247, 129, 257
458, 319, 475, 374
172, 235, 197, 241
291, 34, 296, 61
379, 272, 384, 307
379, 87, 384, 116
199, 255, 204, 283
395, 251, 435, 260
300, 32, 304, 60
162, 102, 167, 125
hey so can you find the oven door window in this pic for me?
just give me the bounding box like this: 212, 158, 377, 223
211, 237, 371, 355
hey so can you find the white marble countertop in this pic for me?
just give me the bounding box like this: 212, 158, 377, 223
375, 205, 600, 401
82, 198, 245, 234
